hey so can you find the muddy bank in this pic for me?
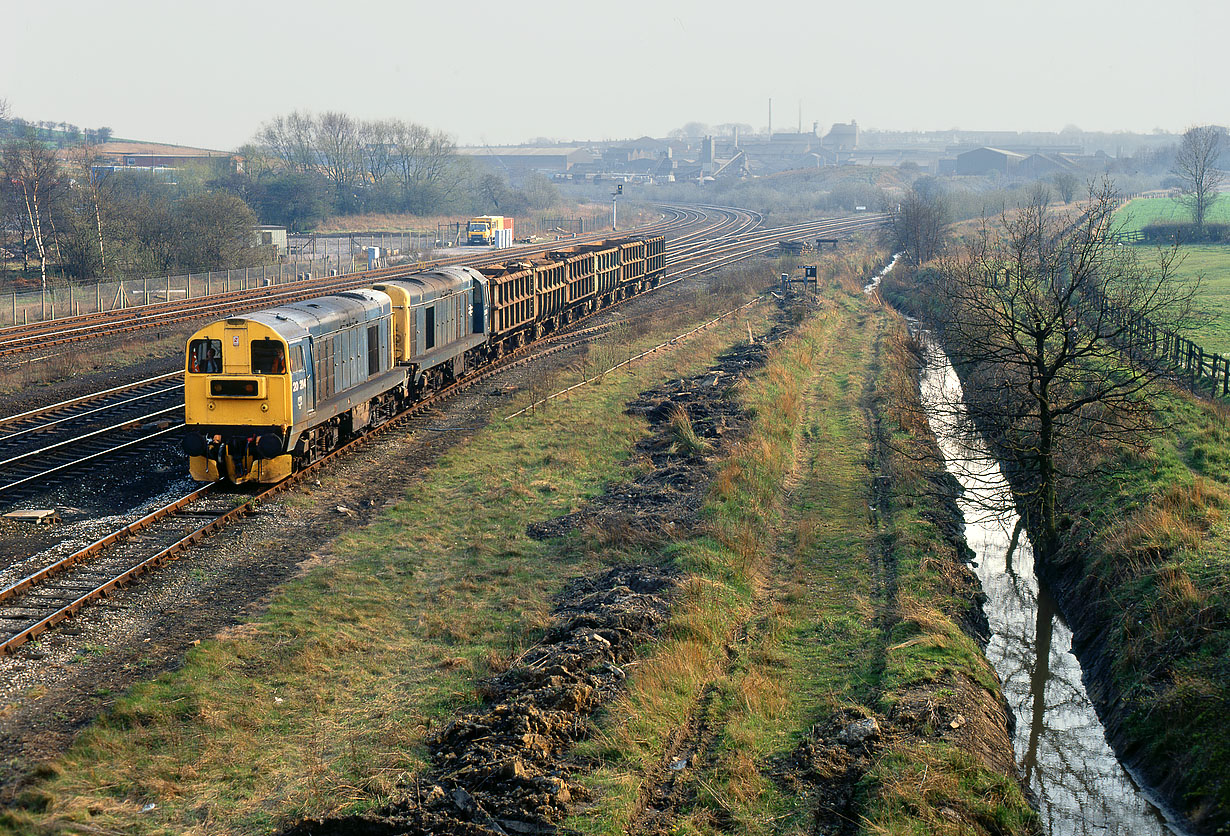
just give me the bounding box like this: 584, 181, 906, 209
1033, 535, 1216, 831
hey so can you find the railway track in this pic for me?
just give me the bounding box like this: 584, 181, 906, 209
0, 206, 727, 360
0, 208, 884, 653
0, 373, 185, 503
0, 211, 877, 508
0, 207, 749, 508
0, 309, 660, 655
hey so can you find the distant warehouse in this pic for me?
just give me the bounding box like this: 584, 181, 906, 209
953, 146, 1027, 175
457, 146, 595, 177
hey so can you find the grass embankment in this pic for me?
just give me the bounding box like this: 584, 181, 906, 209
0, 271, 777, 835
883, 259, 1230, 829
573, 282, 1035, 834
1055, 384, 1230, 829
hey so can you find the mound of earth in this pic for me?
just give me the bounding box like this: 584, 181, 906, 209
527, 318, 796, 542
284, 565, 678, 836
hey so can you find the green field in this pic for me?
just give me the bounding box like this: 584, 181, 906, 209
1115, 195, 1230, 233
1111, 198, 1230, 354
1165, 246, 1230, 354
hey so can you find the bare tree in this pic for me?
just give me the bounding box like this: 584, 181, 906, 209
254, 112, 460, 215
388, 120, 456, 209
357, 119, 395, 188
933, 180, 1197, 557
67, 141, 109, 276
1051, 172, 1079, 204
888, 176, 951, 264
314, 111, 361, 207
258, 112, 317, 172
2, 126, 60, 290
1172, 125, 1226, 237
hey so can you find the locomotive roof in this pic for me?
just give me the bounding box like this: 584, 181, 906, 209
374, 265, 484, 306
239, 288, 392, 342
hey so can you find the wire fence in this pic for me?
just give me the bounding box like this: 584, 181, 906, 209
2, 256, 364, 327
1, 216, 594, 327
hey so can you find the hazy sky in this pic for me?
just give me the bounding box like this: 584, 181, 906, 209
3, 0, 1225, 150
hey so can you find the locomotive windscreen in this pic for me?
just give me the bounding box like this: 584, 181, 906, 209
189, 339, 223, 373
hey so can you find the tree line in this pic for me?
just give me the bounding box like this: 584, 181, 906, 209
229, 111, 559, 229
0, 103, 561, 285
0, 123, 265, 285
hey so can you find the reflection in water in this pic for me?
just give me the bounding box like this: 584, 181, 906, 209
863, 253, 902, 295
917, 336, 1188, 836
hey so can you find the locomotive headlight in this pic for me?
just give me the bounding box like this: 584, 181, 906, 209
261, 403, 269, 412
208, 402, 215, 410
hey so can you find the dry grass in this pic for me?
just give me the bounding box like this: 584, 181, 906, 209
667, 405, 709, 456
5, 264, 782, 836
862, 745, 1032, 836
1100, 477, 1228, 568
0, 328, 190, 395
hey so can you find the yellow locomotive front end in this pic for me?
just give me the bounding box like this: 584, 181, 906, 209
183, 318, 295, 484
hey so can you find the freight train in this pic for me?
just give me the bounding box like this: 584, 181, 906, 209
183, 235, 666, 484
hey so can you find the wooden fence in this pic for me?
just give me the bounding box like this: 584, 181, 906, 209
1093, 293, 1230, 400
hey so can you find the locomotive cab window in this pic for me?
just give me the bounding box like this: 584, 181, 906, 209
188, 339, 223, 373
252, 340, 287, 374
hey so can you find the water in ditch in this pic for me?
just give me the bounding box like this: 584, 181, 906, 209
916, 335, 1191, 836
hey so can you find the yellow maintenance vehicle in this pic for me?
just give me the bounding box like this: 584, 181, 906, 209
467, 215, 514, 247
